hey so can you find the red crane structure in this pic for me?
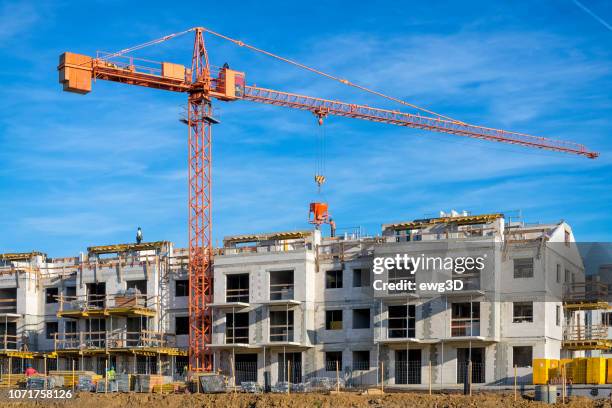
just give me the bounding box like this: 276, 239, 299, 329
57, 27, 598, 372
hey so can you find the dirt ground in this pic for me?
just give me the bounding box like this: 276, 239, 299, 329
2, 391, 612, 408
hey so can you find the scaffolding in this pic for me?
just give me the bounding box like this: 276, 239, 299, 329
563, 282, 612, 350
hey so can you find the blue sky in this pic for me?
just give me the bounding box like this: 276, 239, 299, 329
0, 0, 610, 257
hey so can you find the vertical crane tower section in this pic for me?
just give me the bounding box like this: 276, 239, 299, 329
57, 26, 598, 372
188, 28, 214, 372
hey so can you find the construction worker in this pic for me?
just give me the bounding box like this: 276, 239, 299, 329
136, 227, 143, 244
24, 363, 37, 377
21, 332, 29, 351
106, 365, 116, 381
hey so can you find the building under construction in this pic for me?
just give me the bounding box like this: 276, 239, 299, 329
0, 211, 602, 387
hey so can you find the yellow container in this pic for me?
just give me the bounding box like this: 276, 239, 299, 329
606, 359, 612, 383
533, 359, 551, 385
587, 357, 606, 384
560, 359, 573, 381
572, 358, 587, 384
548, 359, 560, 381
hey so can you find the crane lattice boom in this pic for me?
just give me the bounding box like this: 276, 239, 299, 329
243, 86, 596, 158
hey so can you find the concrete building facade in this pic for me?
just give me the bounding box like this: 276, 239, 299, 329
0, 212, 587, 387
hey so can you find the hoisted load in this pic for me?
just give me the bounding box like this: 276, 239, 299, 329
309, 202, 329, 225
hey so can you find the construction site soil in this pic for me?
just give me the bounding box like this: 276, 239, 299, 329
1, 391, 612, 408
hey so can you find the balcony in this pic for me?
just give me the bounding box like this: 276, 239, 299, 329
57, 293, 157, 318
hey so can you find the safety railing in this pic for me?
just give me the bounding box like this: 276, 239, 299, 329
269, 284, 294, 301
317, 239, 380, 262
57, 293, 155, 313
0, 334, 18, 350
450, 319, 481, 337
563, 282, 608, 302
392, 227, 499, 242
563, 324, 609, 341
54, 330, 176, 351
0, 298, 17, 314
226, 288, 249, 303
269, 325, 294, 342
225, 325, 249, 344
387, 326, 416, 339
219, 243, 309, 255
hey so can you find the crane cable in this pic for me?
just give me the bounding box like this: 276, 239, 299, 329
92, 26, 462, 124
97, 28, 197, 61
94, 27, 592, 154
314, 118, 327, 193
203, 27, 465, 124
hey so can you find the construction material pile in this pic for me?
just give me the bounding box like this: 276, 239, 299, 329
240, 381, 263, 393
198, 374, 226, 393
96, 380, 118, 393
116, 373, 133, 392
308, 377, 345, 391
270, 377, 344, 393
50, 370, 99, 389
0, 374, 25, 389
77, 373, 102, 392
134, 374, 162, 392
25, 376, 54, 389
152, 382, 183, 393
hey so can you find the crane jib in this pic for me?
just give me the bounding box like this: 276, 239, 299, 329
242, 86, 597, 159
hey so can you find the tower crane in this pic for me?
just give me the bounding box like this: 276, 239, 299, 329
57, 27, 598, 373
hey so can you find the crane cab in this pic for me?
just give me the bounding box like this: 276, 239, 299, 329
215, 67, 245, 101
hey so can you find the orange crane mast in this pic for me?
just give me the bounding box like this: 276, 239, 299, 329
57, 27, 598, 373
